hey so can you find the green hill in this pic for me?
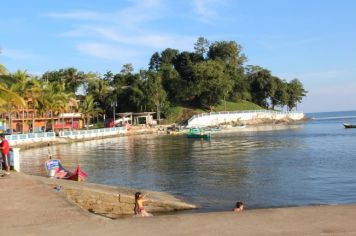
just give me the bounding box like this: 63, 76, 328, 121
163, 101, 263, 124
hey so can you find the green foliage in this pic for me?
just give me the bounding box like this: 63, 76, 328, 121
0, 37, 307, 126
214, 100, 263, 112
162, 106, 183, 124
286, 79, 307, 111
192, 60, 232, 111
41, 67, 86, 93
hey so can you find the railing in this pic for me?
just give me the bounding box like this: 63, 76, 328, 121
59, 127, 126, 137
5, 132, 56, 141
187, 110, 304, 124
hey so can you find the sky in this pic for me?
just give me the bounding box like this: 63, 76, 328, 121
1, 0, 356, 113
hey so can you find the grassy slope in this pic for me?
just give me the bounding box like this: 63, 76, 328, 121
164, 101, 263, 124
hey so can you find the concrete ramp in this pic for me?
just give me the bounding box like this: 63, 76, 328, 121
35, 175, 197, 218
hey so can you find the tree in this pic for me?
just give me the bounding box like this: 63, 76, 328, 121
0, 84, 25, 111
208, 41, 246, 70
120, 63, 134, 75
103, 71, 114, 82
41, 68, 86, 93
148, 52, 161, 71
160, 48, 179, 65
194, 37, 209, 58
270, 77, 288, 110
79, 95, 102, 129
246, 66, 275, 108
192, 60, 232, 111
286, 79, 307, 111
0, 64, 7, 76
160, 64, 182, 104
142, 70, 167, 124
86, 78, 112, 110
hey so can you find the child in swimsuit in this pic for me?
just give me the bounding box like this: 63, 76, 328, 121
134, 192, 153, 217
234, 201, 244, 212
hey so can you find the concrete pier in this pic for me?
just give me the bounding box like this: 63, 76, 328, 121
2, 172, 356, 236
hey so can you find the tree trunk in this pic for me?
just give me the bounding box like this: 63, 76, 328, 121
156, 104, 160, 125
52, 111, 55, 132
22, 107, 25, 133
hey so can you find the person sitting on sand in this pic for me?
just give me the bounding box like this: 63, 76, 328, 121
134, 192, 153, 217
234, 201, 244, 212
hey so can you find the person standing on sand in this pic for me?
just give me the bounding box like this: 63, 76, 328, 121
134, 192, 153, 217
0, 134, 11, 175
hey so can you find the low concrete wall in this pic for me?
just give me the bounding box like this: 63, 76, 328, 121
6, 132, 56, 146
187, 110, 305, 127
6, 127, 128, 148
34, 176, 197, 219
59, 127, 127, 140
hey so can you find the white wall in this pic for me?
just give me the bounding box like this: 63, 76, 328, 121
187, 110, 304, 127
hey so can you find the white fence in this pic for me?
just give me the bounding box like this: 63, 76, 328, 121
59, 127, 127, 139
4, 127, 127, 146
187, 110, 305, 128
5, 132, 56, 146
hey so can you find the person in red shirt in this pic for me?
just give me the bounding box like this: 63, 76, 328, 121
0, 134, 10, 175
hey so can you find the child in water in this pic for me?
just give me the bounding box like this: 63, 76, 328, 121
234, 201, 244, 212
134, 192, 153, 217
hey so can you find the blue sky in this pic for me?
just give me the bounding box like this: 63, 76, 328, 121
1, 0, 356, 112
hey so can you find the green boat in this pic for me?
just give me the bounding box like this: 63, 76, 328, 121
186, 128, 211, 139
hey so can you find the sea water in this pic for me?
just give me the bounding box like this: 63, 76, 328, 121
20, 110, 356, 212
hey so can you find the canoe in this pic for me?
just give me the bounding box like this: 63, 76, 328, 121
187, 132, 211, 139
45, 159, 87, 181
186, 128, 211, 139
343, 123, 356, 128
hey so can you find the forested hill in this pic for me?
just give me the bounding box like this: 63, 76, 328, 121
0, 37, 306, 125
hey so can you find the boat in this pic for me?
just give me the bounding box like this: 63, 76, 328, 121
343, 123, 356, 128
67, 165, 88, 181
186, 128, 211, 139
45, 159, 87, 181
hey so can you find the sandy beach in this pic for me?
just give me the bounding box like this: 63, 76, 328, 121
1, 172, 356, 236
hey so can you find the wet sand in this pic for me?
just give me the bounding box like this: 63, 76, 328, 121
1, 172, 356, 236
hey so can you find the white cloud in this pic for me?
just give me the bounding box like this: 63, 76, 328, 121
92, 27, 196, 49
192, 0, 227, 23
1, 48, 34, 60
76, 42, 141, 61
47, 1, 199, 65
47, 10, 103, 21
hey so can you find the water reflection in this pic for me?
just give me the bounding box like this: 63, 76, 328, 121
20, 121, 356, 211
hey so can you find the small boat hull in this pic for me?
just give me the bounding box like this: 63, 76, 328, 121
187, 133, 211, 139
45, 159, 87, 181
343, 123, 356, 128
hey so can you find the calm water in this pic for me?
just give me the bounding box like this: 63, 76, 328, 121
20, 111, 356, 212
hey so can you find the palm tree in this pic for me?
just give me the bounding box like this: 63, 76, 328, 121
24, 78, 43, 132
79, 95, 102, 129
38, 82, 78, 132
0, 69, 26, 132
0, 84, 25, 112
0, 64, 7, 76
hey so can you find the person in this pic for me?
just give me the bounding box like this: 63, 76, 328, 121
0, 134, 11, 175
234, 201, 244, 212
134, 192, 153, 217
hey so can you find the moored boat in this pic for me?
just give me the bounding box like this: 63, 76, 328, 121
343, 123, 356, 128
186, 128, 211, 139
45, 159, 87, 181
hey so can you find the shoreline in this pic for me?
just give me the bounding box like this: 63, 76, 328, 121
1, 172, 356, 235
12, 121, 304, 150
